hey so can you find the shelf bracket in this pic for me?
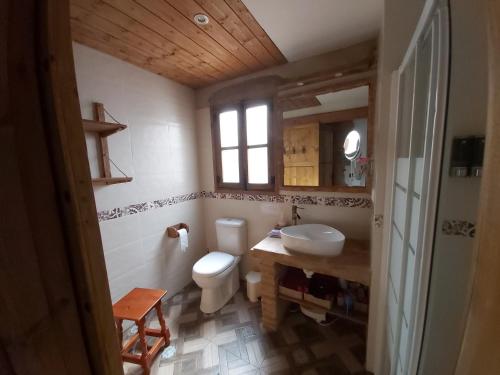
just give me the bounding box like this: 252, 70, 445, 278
93, 102, 111, 178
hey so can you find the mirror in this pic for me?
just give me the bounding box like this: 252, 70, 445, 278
344, 130, 361, 160
279, 83, 371, 190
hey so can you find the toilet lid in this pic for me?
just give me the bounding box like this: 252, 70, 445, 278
193, 251, 235, 277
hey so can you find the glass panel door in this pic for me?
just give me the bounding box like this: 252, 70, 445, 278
386, 1, 449, 373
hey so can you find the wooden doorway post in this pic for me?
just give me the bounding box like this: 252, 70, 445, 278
455, 1, 500, 373
0, 1, 123, 374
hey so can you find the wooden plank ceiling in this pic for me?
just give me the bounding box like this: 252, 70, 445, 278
70, 0, 287, 88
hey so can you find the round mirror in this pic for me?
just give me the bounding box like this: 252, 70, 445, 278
344, 130, 361, 160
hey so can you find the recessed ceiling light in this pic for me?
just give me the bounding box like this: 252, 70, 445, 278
193, 14, 209, 25
297, 82, 304, 86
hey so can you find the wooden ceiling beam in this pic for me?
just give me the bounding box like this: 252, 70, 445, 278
71, 24, 205, 87
99, 0, 236, 78
165, 0, 264, 71
69, 0, 288, 87
71, 4, 221, 83
135, 0, 248, 78
194, 0, 276, 67
224, 0, 287, 64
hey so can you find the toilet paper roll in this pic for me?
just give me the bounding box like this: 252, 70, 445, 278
178, 228, 189, 252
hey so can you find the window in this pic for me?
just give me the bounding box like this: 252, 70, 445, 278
212, 100, 274, 191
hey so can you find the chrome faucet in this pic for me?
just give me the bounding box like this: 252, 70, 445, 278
292, 205, 304, 225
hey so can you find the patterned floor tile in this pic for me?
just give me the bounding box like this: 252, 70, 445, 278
350, 343, 367, 365
216, 311, 240, 332
202, 342, 220, 369
293, 323, 325, 343
235, 324, 259, 343
218, 340, 252, 374
179, 320, 203, 342
182, 337, 209, 354
120, 283, 371, 375
211, 329, 238, 346
173, 350, 204, 374
292, 348, 311, 366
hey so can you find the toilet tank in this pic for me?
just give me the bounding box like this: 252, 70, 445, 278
216, 218, 247, 256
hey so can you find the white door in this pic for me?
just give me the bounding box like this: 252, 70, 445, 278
386, 0, 450, 374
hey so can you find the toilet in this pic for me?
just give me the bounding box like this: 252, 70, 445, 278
192, 218, 247, 313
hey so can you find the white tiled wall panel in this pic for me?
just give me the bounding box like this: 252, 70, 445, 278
399, 312, 410, 368
393, 186, 407, 235
397, 356, 404, 375
413, 157, 424, 196
409, 196, 421, 251
403, 250, 416, 324
395, 158, 410, 189
390, 224, 404, 302
74, 43, 206, 302
388, 280, 399, 346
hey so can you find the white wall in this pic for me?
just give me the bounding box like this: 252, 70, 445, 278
73, 43, 206, 302
196, 107, 372, 276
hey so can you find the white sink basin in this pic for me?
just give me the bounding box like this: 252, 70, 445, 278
280, 224, 345, 257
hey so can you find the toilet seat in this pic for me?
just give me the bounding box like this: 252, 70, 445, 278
192, 251, 235, 278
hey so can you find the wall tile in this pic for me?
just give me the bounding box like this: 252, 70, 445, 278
99, 214, 141, 252
74, 42, 204, 302
103, 240, 145, 281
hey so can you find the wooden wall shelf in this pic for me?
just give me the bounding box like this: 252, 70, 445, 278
92, 177, 133, 185
83, 119, 127, 136
83, 102, 132, 186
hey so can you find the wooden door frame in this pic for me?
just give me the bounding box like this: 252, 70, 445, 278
1, 1, 123, 374
455, 1, 500, 373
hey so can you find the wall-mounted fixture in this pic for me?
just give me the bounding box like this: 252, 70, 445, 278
291, 205, 304, 226
166, 223, 189, 238
344, 130, 361, 160
471, 137, 485, 177
450, 136, 485, 177
344, 130, 369, 182
193, 14, 209, 25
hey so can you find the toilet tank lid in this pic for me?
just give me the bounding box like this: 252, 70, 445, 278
216, 218, 246, 228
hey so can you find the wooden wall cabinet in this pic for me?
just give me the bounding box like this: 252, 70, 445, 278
283, 122, 319, 186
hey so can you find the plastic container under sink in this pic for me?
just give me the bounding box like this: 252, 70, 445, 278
245, 271, 261, 302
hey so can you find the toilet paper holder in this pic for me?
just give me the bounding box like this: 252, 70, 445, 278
166, 223, 189, 238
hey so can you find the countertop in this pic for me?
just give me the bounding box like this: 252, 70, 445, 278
250, 236, 371, 286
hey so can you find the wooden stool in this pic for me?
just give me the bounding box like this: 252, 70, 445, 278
113, 288, 170, 375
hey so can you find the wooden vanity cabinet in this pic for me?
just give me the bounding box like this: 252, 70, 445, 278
250, 236, 370, 331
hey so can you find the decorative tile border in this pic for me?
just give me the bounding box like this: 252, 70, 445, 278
442, 220, 476, 238
97, 191, 372, 222
97, 192, 201, 222
201, 191, 373, 208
